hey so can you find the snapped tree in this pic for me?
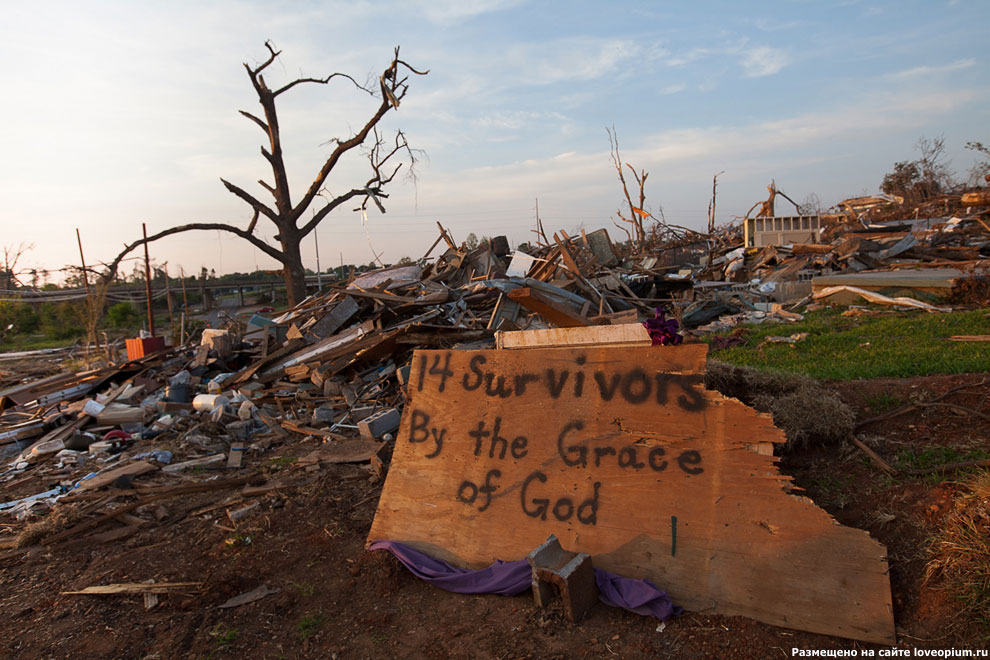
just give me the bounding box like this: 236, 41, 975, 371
104, 42, 427, 306
880, 135, 955, 203
605, 127, 706, 250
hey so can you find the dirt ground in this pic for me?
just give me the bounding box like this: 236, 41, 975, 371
1, 373, 988, 659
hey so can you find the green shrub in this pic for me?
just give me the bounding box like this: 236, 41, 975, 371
0, 301, 40, 335
105, 302, 140, 329
39, 301, 84, 340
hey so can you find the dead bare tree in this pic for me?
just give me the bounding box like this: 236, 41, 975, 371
607, 127, 655, 250
707, 171, 724, 234
743, 180, 801, 219
104, 42, 427, 306
2, 243, 34, 291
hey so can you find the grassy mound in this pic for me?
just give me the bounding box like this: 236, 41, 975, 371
926, 470, 990, 627
705, 361, 855, 448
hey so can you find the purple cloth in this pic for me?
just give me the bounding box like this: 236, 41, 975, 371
368, 540, 682, 621
643, 308, 684, 346
594, 570, 682, 620
368, 539, 531, 596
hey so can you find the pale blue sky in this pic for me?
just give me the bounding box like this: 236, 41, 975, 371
1, 0, 987, 279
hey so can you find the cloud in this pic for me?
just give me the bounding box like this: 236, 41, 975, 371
887, 58, 975, 79
663, 40, 788, 80
664, 47, 713, 68
741, 46, 789, 77
407, 0, 528, 24
472, 110, 571, 131
508, 37, 648, 84
402, 85, 978, 213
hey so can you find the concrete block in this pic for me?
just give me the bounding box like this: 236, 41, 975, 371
527, 534, 598, 623
350, 404, 377, 422
358, 408, 400, 439
312, 406, 336, 426
225, 420, 253, 442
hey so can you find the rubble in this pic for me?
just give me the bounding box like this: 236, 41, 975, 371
0, 185, 987, 560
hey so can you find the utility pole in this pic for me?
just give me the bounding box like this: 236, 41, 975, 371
163, 263, 175, 329
179, 266, 189, 314
75, 228, 91, 298
142, 223, 155, 336
314, 230, 322, 291
75, 228, 99, 351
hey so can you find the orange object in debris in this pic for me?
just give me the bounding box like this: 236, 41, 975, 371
125, 337, 166, 361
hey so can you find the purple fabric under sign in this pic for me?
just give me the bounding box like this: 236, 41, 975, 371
368, 540, 682, 621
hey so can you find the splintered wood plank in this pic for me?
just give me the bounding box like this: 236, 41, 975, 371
62, 582, 203, 595
368, 345, 894, 644
80, 461, 157, 491
496, 323, 654, 351
299, 439, 382, 465
507, 287, 590, 328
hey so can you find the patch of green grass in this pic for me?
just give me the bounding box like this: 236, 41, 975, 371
704, 308, 990, 380
863, 392, 904, 414
209, 624, 239, 646
290, 581, 315, 597
0, 335, 79, 352
371, 631, 390, 643
296, 612, 325, 641
809, 473, 855, 509
224, 533, 252, 549
269, 456, 296, 471
896, 445, 966, 471
894, 446, 990, 483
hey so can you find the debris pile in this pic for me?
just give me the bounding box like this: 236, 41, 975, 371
1, 183, 988, 550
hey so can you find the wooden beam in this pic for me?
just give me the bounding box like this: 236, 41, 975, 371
496, 323, 653, 350
507, 287, 590, 328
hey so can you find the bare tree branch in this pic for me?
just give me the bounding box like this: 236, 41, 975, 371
102, 222, 282, 284
1, 243, 34, 290
273, 72, 372, 97
257, 179, 277, 197
238, 110, 268, 132
300, 189, 367, 236
246, 208, 260, 233
607, 126, 650, 249
247, 40, 281, 78
220, 178, 279, 221
292, 48, 426, 223
610, 217, 633, 244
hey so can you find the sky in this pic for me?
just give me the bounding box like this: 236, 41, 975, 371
1, 0, 988, 282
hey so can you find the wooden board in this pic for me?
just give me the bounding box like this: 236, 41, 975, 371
496, 323, 652, 350
80, 461, 157, 491
507, 287, 590, 328
299, 438, 382, 465
368, 344, 894, 644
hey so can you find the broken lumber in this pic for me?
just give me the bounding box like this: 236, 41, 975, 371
507, 287, 590, 328
62, 582, 203, 595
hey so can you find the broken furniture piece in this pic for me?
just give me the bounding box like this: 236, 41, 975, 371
527, 534, 598, 623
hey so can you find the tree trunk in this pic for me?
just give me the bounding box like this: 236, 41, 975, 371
280, 235, 307, 307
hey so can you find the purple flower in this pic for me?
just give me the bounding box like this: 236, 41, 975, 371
643, 308, 683, 346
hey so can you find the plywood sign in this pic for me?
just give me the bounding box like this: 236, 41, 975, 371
368, 343, 894, 644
